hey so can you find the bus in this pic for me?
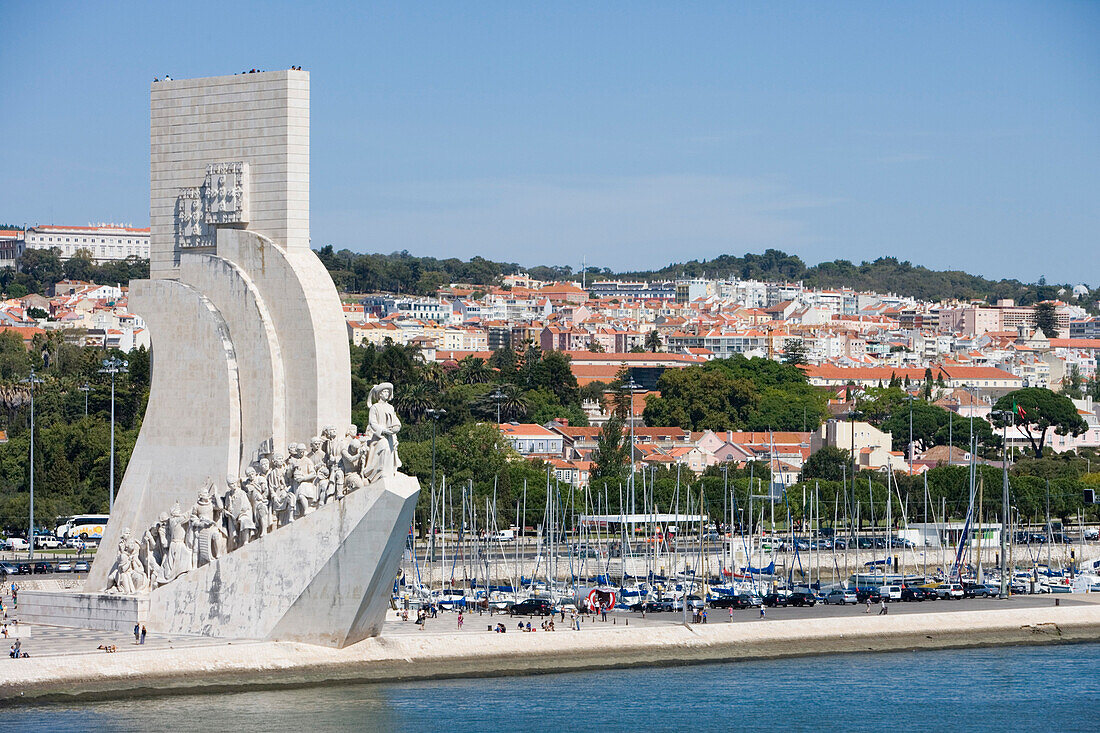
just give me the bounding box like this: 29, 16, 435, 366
55, 515, 110, 542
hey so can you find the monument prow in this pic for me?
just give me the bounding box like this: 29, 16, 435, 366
31, 70, 418, 648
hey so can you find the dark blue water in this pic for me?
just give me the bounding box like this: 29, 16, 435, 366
4, 643, 1099, 731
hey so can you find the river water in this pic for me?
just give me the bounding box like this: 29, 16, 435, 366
5, 643, 1099, 731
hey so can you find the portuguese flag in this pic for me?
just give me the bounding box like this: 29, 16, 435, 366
1013, 400, 1027, 420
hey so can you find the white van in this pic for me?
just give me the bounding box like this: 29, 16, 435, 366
2, 537, 29, 552
490, 529, 515, 542
878, 585, 902, 601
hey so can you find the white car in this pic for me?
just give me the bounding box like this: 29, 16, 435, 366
878, 585, 902, 601
35, 536, 62, 550
935, 583, 965, 599
2, 538, 29, 552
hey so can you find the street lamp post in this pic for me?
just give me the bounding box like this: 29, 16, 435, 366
426, 408, 446, 494
906, 393, 916, 476
100, 357, 128, 513
79, 382, 91, 416
425, 407, 445, 557
489, 387, 507, 424
622, 378, 641, 518
22, 369, 44, 559
992, 409, 1011, 599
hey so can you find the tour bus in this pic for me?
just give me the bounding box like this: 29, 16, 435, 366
55, 514, 110, 543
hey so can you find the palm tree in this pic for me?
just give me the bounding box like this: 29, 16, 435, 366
474, 384, 529, 423
498, 386, 529, 422
456, 356, 493, 385
644, 330, 662, 353
395, 381, 434, 423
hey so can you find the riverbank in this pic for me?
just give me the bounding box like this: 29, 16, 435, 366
2, 600, 1098, 702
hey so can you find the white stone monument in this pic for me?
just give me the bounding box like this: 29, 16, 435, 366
20, 71, 418, 648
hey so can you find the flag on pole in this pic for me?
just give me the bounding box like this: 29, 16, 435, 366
1012, 399, 1027, 420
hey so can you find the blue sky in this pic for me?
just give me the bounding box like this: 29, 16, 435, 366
1, 2, 1097, 284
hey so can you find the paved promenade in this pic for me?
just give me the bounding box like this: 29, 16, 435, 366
1, 595, 1097, 701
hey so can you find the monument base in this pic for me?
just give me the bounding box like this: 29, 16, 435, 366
21, 473, 418, 648
19, 591, 148, 633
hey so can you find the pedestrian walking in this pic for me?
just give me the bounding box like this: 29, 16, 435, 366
878, 599, 888, 615
140, 625, 147, 644
457, 612, 464, 630
728, 607, 734, 622
701, 609, 707, 624
133, 623, 140, 643
759, 606, 766, 619
864, 597, 872, 613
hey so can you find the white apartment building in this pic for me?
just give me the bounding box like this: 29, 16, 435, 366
24, 224, 150, 262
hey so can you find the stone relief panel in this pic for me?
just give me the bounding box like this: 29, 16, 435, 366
204, 161, 250, 225
175, 187, 214, 249
173, 162, 250, 251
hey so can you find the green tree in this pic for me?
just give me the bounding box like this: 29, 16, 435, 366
644, 330, 662, 353
1061, 364, 1084, 399
801, 446, 850, 482
591, 413, 629, 485
782, 339, 807, 366
1033, 302, 1059, 338
992, 388, 1087, 458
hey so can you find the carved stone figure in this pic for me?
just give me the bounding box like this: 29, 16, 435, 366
340, 438, 366, 494
321, 425, 344, 499
268, 453, 295, 527
363, 383, 402, 482
159, 502, 192, 583
107, 528, 146, 594
316, 463, 334, 504
246, 463, 272, 536
306, 437, 325, 468
139, 525, 163, 588
290, 443, 320, 517
188, 478, 228, 567
226, 476, 256, 548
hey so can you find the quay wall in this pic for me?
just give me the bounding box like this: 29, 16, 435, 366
2, 603, 1099, 701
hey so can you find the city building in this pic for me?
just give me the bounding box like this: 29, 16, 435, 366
24, 224, 150, 262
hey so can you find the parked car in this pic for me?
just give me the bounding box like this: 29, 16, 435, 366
34, 535, 62, 550
509, 598, 554, 616
878, 585, 902, 601
787, 591, 817, 607
824, 589, 858, 605
32, 561, 53, 574
711, 592, 762, 609
899, 586, 926, 602
15, 563, 32, 575
2, 537, 30, 552
934, 583, 965, 599
963, 583, 999, 598
0, 562, 20, 576
55, 560, 73, 573
74, 560, 90, 573
763, 592, 789, 608
855, 588, 882, 603
633, 599, 675, 613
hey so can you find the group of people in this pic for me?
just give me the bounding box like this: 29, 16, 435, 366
107, 383, 402, 594
8, 639, 25, 658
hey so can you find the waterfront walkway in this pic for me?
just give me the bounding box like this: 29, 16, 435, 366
2, 595, 1098, 701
